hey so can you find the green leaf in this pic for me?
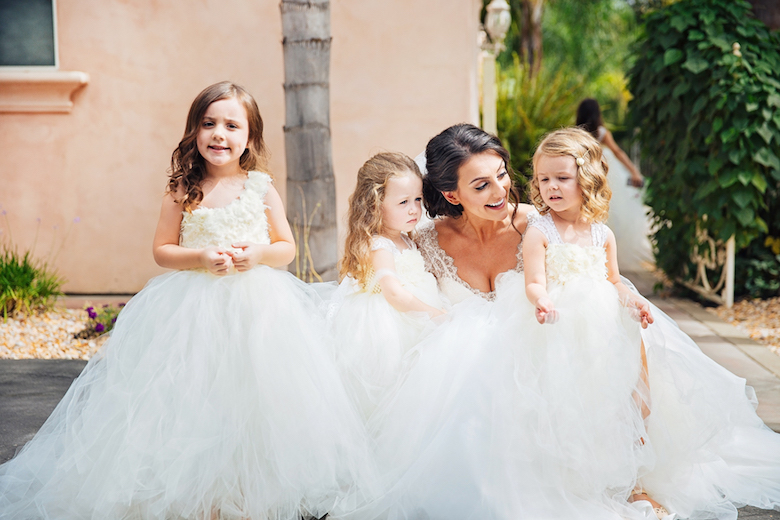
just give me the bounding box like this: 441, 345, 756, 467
754, 147, 780, 170
683, 56, 710, 74
763, 108, 772, 121
670, 14, 694, 32
688, 30, 705, 41
699, 9, 716, 25
755, 216, 768, 234
772, 169, 780, 181
672, 82, 690, 98
756, 122, 774, 144
695, 179, 720, 200
720, 126, 739, 144
745, 102, 759, 112
712, 117, 724, 134
731, 187, 753, 208
752, 171, 768, 193
768, 93, 780, 108
718, 169, 739, 187
709, 35, 731, 52
738, 170, 753, 185
664, 49, 685, 66
729, 148, 745, 165
692, 95, 708, 115
732, 206, 755, 226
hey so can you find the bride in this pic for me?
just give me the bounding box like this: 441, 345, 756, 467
336, 124, 780, 520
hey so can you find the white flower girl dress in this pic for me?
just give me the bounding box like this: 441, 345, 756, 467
0, 171, 374, 520
328, 234, 445, 421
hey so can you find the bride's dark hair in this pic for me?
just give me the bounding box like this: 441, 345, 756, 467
575, 98, 604, 139
423, 123, 519, 219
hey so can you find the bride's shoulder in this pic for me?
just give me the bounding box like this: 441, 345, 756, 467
510, 203, 536, 232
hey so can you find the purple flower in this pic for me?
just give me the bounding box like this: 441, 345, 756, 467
73, 217, 81, 223
87, 307, 97, 319
111, 317, 117, 323
95, 323, 105, 333
119, 303, 126, 307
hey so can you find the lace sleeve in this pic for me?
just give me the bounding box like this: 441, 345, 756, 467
414, 222, 447, 280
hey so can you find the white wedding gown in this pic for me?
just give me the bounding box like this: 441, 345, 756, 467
0, 171, 375, 520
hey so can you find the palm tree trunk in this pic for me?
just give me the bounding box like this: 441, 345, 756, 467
521, 0, 544, 75
280, 0, 338, 280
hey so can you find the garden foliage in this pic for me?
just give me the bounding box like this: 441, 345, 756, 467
1, 246, 64, 318
628, 0, 780, 294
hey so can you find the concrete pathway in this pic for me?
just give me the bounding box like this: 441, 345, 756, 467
1, 284, 779, 518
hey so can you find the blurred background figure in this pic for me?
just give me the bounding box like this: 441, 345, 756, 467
577, 98, 653, 272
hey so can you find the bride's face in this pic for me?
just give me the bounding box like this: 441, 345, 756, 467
443, 151, 511, 222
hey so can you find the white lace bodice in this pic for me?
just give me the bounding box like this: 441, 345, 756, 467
365, 235, 439, 299
415, 221, 523, 303
530, 213, 609, 286
179, 171, 271, 253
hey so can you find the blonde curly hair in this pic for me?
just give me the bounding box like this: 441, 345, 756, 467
340, 152, 422, 288
530, 127, 611, 224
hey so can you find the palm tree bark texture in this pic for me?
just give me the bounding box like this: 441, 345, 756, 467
280, 0, 338, 280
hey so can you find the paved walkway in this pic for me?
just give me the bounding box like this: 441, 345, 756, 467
1, 281, 779, 517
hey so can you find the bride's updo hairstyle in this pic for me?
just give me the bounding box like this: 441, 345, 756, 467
530, 127, 611, 224
423, 123, 519, 219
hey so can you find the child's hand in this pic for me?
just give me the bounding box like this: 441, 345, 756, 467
626, 293, 654, 329
200, 247, 232, 276
230, 242, 265, 271
535, 296, 559, 325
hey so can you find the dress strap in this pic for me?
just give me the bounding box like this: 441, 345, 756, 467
591, 222, 609, 248
529, 213, 563, 245
371, 236, 398, 253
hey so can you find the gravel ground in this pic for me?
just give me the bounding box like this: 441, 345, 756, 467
0, 309, 107, 360
710, 296, 780, 357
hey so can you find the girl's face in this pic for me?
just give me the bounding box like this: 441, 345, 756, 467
444, 151, 511, 222
381, 172, 423, 235
535, 154, 583, 216
196, 97, 250, 174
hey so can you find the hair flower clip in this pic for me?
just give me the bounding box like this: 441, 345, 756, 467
575, 156, 585, 166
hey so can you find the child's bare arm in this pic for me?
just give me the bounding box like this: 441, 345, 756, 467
605, 229, 653, 328
371, 248, 444, 318
523, 227, 557, 324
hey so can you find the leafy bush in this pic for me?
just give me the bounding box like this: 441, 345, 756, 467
75, 303, 125, 339
497, 56, 585, 182
628, 0, 780, 284
0, 246, 64, 318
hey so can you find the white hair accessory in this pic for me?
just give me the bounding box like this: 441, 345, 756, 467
414, 151, 427, 177
575, 156, 585, 166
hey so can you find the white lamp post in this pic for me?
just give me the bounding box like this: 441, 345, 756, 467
481, 0, 511, 136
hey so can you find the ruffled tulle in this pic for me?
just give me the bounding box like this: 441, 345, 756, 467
0, 268, 376, 520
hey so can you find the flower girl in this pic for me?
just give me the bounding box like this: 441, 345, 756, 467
0, 81, 372, 520
331, 152, 446, 420
520, 127, 780, 519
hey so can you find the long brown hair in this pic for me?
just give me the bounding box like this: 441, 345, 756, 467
340, 152, 422, 288
167, 81, 268, 212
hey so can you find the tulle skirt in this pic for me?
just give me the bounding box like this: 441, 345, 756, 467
0, 267, 375, 520
327, 279, 441, 422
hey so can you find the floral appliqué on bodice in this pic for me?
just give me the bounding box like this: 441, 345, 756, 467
530, 213, 609, 286
365, 235, 439, 297
415, 221, 524, 303
179, 171, 271, 254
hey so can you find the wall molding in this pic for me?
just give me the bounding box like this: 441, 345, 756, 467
0, 70, 89, 113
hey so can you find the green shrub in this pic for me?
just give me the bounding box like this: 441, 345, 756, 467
497, 55, 585, 183
628, 0, 780, 284
0, 246, 64, 318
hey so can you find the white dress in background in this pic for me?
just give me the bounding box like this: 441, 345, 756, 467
599, 126, 654, 271
0, 171, 375, 520
327, 234, 446, 421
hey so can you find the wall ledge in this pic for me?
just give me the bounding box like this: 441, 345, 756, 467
0, 70, 89, 113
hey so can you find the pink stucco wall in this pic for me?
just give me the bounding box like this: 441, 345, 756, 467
0, 0, 480, 293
